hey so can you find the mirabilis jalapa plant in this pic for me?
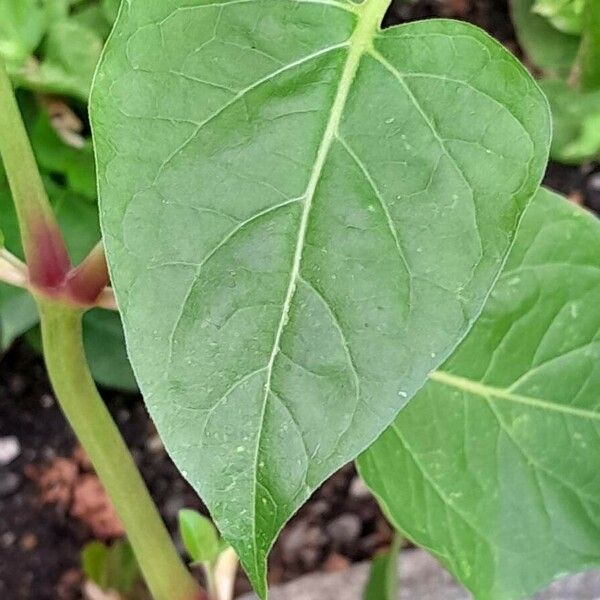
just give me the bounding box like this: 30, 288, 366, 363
1, 0, 600, 599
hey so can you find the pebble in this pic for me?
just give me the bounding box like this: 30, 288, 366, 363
164, 495, 186, 519
19, 533, 38, 551
0, 471, 21, 497
8, 374, 26, 395
587, 171, 600, 213
281, 522, 327, 563
39, 394, 55, 408
146, 434, 164, 453
0, 436, 21, 466
348, 476, 371, 499
326, 514, 361, 548
588, 172, 600, 192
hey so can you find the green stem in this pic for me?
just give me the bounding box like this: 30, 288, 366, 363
203, 563, 219, 600
0, 58, 70, 288
39, 300, 203, 600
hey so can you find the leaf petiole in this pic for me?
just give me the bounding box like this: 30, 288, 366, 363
0, 248, 28, 289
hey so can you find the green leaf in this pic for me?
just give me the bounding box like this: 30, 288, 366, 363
102, 0, 121, 24
83, 308, 137, 391
363, 535, 401, 600
0, 285, 37, 351
179, 509, 221, 565
31, 111, 97, 200
541, 79, 600, 163
82, 541, 110, 588
91, 2, 550, 594
23, 313, 137, 392
82, 539, 141, 594
510, 0, 580, 77
358, 188, 600, 600
0, 0, 47, 72
20, 19, 104, 101
71, 4, 113, 39
533, 0, 585, 35
578, 0, 600, 92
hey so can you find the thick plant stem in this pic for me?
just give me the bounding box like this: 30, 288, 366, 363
0, 58, 70, 288
39, 300, 203, 600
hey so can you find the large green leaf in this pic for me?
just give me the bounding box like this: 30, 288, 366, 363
91, 1, 550, 594
510, 0, 580, 77
358, 188, 600, 600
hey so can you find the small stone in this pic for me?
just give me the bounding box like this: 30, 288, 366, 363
146, 434, 164, 453
588, 172, 600, 192
163, 495, 186, 519
324, 553, 351, 572
19, 533, 38, 551
326, 514, 361, 548
0, 471, 21, 497
586, 171, 600, 212
0, 436, 21, 466
9, 375, 26, 395
348, 476, 371, 499
116, 408, 130, 423
40, 394, 55, 408
281, 522, 327, 564
1, 532, 16, 548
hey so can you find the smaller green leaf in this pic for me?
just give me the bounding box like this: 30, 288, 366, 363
533, 0, 585, 34
102, 0, 121, 24
363, 535, 401, 600
541, 79, 600, 163
0, 286, 37, 352
71, 5, 113, 39
106, 540, 140, 594
20, 20, 103, 101
83, 309, 137, 392
44, 0, 71, 25
0, 0, 46, 72
179, 509, 221, 565
578, 0, 600, 92
510, 0, 580, 77
358, 188, 600, 600
82, 541, 110, 589
32, 112, 97, 200
82, 539, 141, 594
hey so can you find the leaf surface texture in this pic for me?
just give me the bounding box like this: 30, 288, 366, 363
91, 1, 550, 593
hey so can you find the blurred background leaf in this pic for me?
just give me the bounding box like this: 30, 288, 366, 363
0, 1, 135, 391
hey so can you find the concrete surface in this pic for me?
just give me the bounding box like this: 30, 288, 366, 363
238, 549, 600, 599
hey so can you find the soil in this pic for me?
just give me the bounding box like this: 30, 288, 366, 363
1, 1, 599, 599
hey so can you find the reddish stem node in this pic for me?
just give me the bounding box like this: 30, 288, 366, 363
28, 219, 71, 289
66, 242, 110, 305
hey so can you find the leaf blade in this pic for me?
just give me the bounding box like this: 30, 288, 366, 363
358, 188, 600, 600
91, 3, 551, 595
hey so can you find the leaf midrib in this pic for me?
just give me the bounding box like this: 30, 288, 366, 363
430, 370, 600, 420
250, 0, 391, 585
